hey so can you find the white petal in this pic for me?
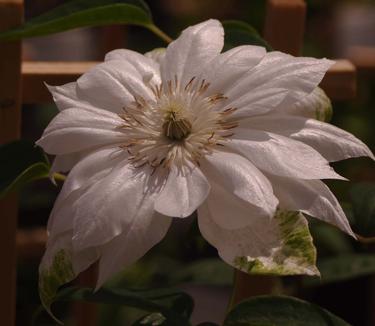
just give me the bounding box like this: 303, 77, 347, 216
49, 150, 90, 177
201, 151, 278, 218
224, 52, 334, 118
206, 180, 274, 230
76, 58, 155, 113
202, 45, 266, 95
97, 212, 171, 288
104, 49, 161, 85
198, 205, 319, 276
71, 165, 160, 251
278, 87, 333, 121
144, 48, 166, 65
39, 231, 100, 313
161, 19, 224, 86
154, 164, 210, 217
268, 174, 355, 237
36, 107, 125, 155
46, 82, 96, 112
48, 147, 126, 236
228, 129, 345, 180
240, 114, 375, 162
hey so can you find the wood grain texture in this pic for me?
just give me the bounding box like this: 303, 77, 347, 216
0, 1, 23, 325
263, 0, 306, 56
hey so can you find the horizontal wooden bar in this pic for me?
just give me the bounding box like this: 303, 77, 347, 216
22, 59, 356, 104
17, 228, 47, 260
346, 46, 375, 73
320, 59, 357, 100
22, 61, 98, 104
264, 0, 306, 56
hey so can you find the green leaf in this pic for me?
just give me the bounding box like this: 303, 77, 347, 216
304, 254, 375, 287
0, 140, 50, 199
224, 295, 351, 326
57, 286, 193, 325
222, 20, 272, 51
350, 182, 375, 237
172, 258, 233, 286
133, 313, 167, 325
0, 0, 154, 41
309, 221, 353, 256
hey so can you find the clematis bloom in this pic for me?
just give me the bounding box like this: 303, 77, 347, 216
37, 20, 374, 307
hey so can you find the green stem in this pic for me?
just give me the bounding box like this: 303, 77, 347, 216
53, 172, 66, 182
226, 269, 238, 315
147, 24, 173, 44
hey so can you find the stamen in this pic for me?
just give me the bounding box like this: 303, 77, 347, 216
117, 76, 238, 170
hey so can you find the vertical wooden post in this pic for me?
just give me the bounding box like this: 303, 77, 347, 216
0, 1, 23, 325
263, 0, 306, 56
73, 265, 98, 326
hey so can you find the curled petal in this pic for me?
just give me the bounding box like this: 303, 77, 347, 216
77, 58, 156, 113
224, 52, 334, 118
201, 151, 278, 219
239, 114, 374, 162
228, 129, 346, 180
154, 164, 210, 218
36, 107, 125, 155
268, 174, 355, 237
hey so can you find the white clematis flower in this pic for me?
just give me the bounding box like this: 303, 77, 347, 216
37, 19, 374, 308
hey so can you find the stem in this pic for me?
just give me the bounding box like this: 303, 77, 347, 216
53, 172, 66, 182
356, 233, 375, 244
147, 24, 173, 44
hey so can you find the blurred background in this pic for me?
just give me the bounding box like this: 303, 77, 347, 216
15, 0, 375, 325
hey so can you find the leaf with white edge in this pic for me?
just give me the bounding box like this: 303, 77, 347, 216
0, 0, 155, 41
350, 183, 375, 237
282, 87, 333, 122
303, 254, 375, 287
0, 140, 50, 199
224, 295, 351, 326
233, 210, 319, 276
222, 20, 272, 51
39, 248, 75, 324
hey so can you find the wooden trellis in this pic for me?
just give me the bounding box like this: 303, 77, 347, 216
0, 0, 366, 325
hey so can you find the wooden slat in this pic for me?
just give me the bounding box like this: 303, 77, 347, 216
0, 1, 23, 325
346, 46, 375, 73
263, 0, 306, 56
320, 59, 357, 100
22, 59, 356, 104
22, 61, 97, 103
17, 228, 47, 260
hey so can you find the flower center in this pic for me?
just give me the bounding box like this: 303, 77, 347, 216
118, 76, 237, 170
162, 109, 192, 141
